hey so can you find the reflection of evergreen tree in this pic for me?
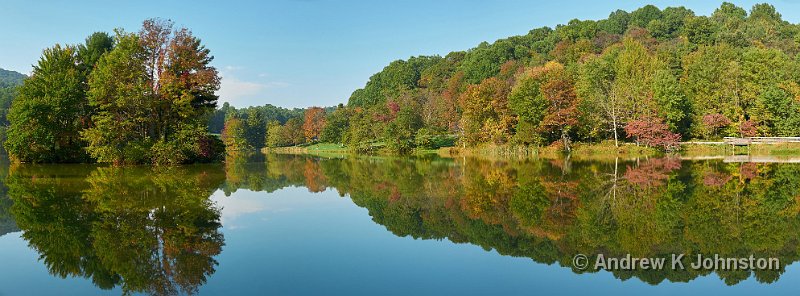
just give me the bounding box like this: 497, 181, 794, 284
8, 164, 226, 295
239, 154, 800, 286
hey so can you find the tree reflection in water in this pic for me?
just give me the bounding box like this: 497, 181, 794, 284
7, 164, 225, 295
5, 153, 800, 293
224, 154, 800, 286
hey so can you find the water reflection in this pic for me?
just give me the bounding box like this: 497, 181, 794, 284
4, 154, 800, 294
232, 154, 800, 286
0, 164, 14, 237
7, 164, 226, 295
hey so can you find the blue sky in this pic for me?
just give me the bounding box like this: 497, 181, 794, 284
2, 0, 800, 108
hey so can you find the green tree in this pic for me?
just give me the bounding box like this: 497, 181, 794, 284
757, 85, 800, 136
0, 68, 26, 127
5, 45, 89, 163
629, 5, 663, 28
319, 106, 350, 144
244, 108, 267, 149
81, 32, 151, 164
577, 39, 657, 146
384, 104, 423, 154
647, 6, 693, 40
652, 69, 689, 134
598, 10, 630, 35
509, 68, 548, 145
684, 16, 717, 45
681, 44, 741, 137
266, 120, 284, 148
77, 32, 114, 73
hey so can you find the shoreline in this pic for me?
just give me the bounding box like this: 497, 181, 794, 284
261, 142, 800, 161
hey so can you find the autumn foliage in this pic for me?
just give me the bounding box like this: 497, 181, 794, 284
624, 116, 681, 151
739, 120, 758, 137
701, 113, 732, 138
302, 107, 327, 142
218, 3, 800, 155
459, 77, 514, 145
537, 62, 580, 151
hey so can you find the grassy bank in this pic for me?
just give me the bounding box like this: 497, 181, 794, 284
682, 142, 800, 157
437, 141, 659, 161
264, 142, 447, 157
261, 141, 800, 161
262, 143, 349, 157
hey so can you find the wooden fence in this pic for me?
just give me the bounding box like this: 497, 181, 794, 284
723, 137, 800, 146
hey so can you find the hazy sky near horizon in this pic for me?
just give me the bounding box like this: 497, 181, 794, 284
2, 0, 800, 108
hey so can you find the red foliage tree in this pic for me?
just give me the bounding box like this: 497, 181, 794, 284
624, 116, 681, 151
702, 113, 731, 138
739, 120, 758, 137
740, 162, 758, 180
703, 171, 732, 188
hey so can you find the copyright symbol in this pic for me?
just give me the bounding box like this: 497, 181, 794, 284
573, 254, 589, 270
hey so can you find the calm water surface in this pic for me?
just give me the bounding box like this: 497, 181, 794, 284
1, 154, 800, 295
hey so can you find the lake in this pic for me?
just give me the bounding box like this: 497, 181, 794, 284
2, 153, 800, 295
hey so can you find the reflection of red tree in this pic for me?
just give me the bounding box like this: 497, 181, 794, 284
374, 182, 403, 203
703, 171, 733, 188
548, 159, 564, 170
388, 187, 402, 203
624, 157, 682, 188
740, 163, 758, 180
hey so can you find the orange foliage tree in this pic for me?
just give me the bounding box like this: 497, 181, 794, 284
302, 107, 327, 142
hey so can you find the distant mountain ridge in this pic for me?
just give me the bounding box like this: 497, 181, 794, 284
0, 68, 25, 88
0, 68, 26, 126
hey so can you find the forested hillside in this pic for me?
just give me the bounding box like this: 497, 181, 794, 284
212, 102, 310, 151
0, 68, 25, 86
0, 68, 25, 126
255, 2, 800, 154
